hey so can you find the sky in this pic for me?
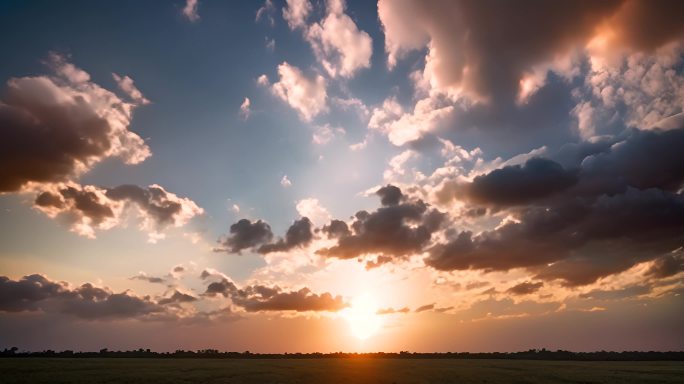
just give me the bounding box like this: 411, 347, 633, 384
1, 0, 684, 353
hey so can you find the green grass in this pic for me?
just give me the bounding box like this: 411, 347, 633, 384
1, 358, 683, 383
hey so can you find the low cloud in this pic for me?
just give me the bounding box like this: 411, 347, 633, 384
316, 185, 446, 263
34, 183, 203, 240
271, 62, 327, 121
201, 274, 346, 312
0, 274, 162, 320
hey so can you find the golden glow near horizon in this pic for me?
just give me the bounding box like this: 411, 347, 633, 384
343, 294, 383, 340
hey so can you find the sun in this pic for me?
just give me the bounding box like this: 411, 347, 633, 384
343, 294, 383, 340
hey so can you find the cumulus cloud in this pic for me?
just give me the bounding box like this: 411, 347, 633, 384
0, 274, 162, 319
216, 219, 274, 254
378, 0, 684, 104
0, 54, 201, 240
427, 126, 684, 286
201, 274, 346, 312
182, 0, 200, 22
316, 185, 445, 263
112, 73, 150, 105
0, 54, 150, 193
271, 62, 327, 121
157, 290, 198, 306
439, 157, 578, 207
33, 183, 203, 240
305, 0, 372, 78
369, 96, 454, 146
257, 217, 314, 254
282, 0, 311, 30
296, 198, 331, 226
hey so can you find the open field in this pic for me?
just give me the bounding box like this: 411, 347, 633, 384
1, 358, 683, 383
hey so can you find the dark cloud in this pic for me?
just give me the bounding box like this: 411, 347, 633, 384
33, 183, 202, 238
428, 127, 684, 286
217, 219, 274, 253
464, 158, 577, 206
129, 272, 165, 284
646, 252, 684, 279
376, 184, 403, 206
321, 219, 351, 238
0, 275, 162, 319
201, 277, 346, 312
173, 265, 185, 273
258, 217, 314, 254
317, 185, 445, 262
106, 184, 184, 227
0, 54, 149, 193
158, 290, 198, 306
414, 303, 435, 313
507, 281, 544, 295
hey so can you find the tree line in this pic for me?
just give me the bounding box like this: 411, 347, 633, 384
1, 347, 683, 361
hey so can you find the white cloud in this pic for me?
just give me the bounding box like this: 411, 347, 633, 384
112, 73, 150, 105
256, 74, 270, 87
182, 0, 200, 22
305, 0, 373, 78
271, 62, 327, 121
282, 0, 311, 30
239, 97, 251, 119
312, 124, 345, 145
296, 198, 331, 226
369, 96, 454, 146
281, 175, 292, 188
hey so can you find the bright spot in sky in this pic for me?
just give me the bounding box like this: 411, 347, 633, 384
344, 294, 383, 340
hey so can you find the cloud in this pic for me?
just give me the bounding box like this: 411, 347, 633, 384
321, 219, 351, 238
0, 54, 149, 193
130, 272, 166, 284
271, 62, 327, 121
414, 303, 435, 313
182, 0, 200, 22
579, 284, 652, 301
112, 73, 150, 105
296, 198, 331, 226
376, 184, 404, 206
439, 157, 578, 207
33, 183, 203, 240
368, 96, 454, 146
316, 185, 446, 263
256, 0, 275, 26
646, 251, 684, 279
305, 0, 372, 78
378, 0, 684, 105
282, 0, 311, 30
257, 217, 314, 254
239, 97, 251, 119
157, 290, 198, 306
0, 274, 162, 320
427, 126, 684, 285
216, 219, 274, 253
280, 175, 292, 187
507, 281, 544, 296
312, 124, 345, 145
377, 306, 410, 315
201, 276, 346, 312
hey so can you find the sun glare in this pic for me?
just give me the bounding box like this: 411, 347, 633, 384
343, 294, 383, 340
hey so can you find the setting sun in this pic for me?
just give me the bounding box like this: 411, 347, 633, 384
344, 294, 383, 340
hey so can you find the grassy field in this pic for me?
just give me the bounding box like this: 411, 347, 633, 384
0, 358, 683, 383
